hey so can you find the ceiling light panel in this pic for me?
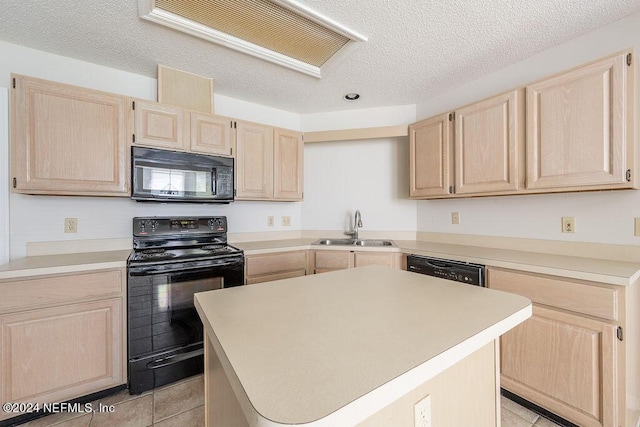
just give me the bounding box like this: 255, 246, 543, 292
140, 0, 367, 78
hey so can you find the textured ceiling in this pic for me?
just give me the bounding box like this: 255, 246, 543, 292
1, 0, 640, 114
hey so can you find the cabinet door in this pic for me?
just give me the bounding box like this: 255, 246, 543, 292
454, 89, 523, 194
190, 112, 234, 156
133, 100, 187, 150
500, 305, 617, 427
274, 128, 303, 200
11, 74, 129, 196
0, 299, 125, 416
235, 121, 274, 199
409, 114, 452, 197
314, 251, 354, 274
354, 252, 393, 268
526, 52, 632, 190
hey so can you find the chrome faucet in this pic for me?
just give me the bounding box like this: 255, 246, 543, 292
345, 210, 363, 240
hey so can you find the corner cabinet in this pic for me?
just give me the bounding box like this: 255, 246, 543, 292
487, 268, 637, 427
132, 100, 234, 156
526, 51, 634, 190
11, 74, 129, 196
409, 89, 524, 199
235, 121, 303, 201
0, 269, 126, 422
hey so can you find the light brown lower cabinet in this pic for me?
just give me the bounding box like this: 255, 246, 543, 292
245, 251, 307, 284
488, 267, 639, 427
0, 269, 126, 422
312, 250, 399, 274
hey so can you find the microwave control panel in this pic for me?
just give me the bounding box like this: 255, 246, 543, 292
216, 167, 234, 197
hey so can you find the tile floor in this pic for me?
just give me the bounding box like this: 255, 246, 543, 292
16, 375, 204, 427
12, 376, 562, 427
501, 396, 563, 427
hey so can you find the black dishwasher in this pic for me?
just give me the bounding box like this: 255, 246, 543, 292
406, 255, 485, 287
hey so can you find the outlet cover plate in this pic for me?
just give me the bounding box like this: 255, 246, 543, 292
414, 394, 431, 427
561, 217, 575, 233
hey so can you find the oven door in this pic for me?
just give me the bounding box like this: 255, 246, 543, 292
127, 255, 244, 393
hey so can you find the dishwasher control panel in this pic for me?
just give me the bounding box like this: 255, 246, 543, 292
407, 255, 485, 287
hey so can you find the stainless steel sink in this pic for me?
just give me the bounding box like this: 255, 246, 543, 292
312, 239, 396, 247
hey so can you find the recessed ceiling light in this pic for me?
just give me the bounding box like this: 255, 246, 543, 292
344, 93, 360, 101
139, 0, 368, 79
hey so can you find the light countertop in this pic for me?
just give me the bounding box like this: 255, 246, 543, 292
235, 239, 640, 286
0, 250, 130, 280
1, 237, 639, 286
195, 266, 532, 426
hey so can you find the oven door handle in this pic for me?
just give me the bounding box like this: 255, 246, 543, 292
129, 258, 244, 275
146, 348, 204, 369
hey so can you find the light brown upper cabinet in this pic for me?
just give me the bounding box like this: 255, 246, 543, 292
235, 121, 303, 201
133, 100, 186, 151
526, 51, 634, 190
274, 128, 304, 200
455, 89, 524, 194
190, 112, 233, 156
235, 121, 274, 199
132, 100, 234, 156
11, 74, 129, 196
409, 113, 452, 197
409, 89, 524, 198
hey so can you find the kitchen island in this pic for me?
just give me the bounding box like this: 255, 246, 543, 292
195, 265, 531, 426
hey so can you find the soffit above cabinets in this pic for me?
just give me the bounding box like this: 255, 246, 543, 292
138, 0, 367, 78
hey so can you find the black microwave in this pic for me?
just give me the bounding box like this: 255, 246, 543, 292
131, 147, 234, 203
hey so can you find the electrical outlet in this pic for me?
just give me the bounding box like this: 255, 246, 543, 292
267, 216, 275, 227
282, 216, 291, 227
451, 212, 460, 225
64, 218, 78, 233
414, 394, 431, 427
561, 217, 575, 233
635, 217, 640, 236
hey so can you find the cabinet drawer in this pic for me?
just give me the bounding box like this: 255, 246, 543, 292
354, 252, 393, 268
314, 251, 353, 271
0, 269, 123, 314
488, 269, 618, 321
247, 270, 306, 285
246, 251, 307, 277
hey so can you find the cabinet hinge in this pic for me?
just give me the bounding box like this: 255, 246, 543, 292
230, 148, 233, 155
617, 326, 623, 341
230, 121, 233, 128
234, 121, 237, 129
12, 78, 16, 89
132, 134, 136, 143
233, 189, 236, 197
12, 177, 16, 188
627, 53, 632, 66
132, 101, 135, 110
448, 185, 454, 194
626, 169, 631, 182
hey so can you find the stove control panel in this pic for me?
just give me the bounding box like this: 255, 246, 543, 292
133, 217, 227, 236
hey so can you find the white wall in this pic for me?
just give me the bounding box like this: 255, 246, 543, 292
416, 11, 640, 246
301, 106, 417, 232
0, 41, 303, 259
